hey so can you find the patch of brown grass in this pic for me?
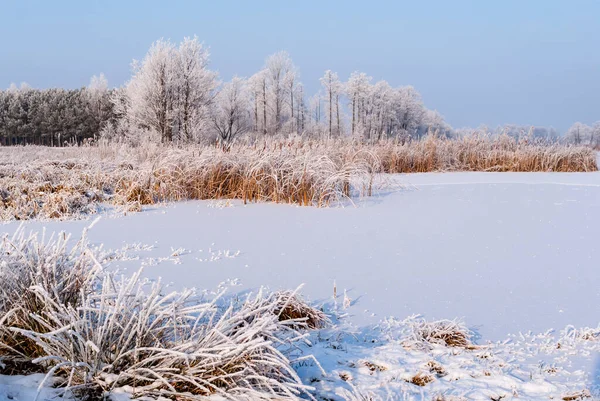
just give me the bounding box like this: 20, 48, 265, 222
404, 317, 475, 350
562, 390, 592, 401
375, 134, 597, 173
420, 320, 472, 348
409, 372, 435, 387
270, 290, 329, 329
427, 360, 447, 377
360, 360, 387, 373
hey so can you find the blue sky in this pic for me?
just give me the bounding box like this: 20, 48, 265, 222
1, 0, 599, 132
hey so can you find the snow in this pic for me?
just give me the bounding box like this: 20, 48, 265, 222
0, 374, 62, 401
2, 171, 600, 399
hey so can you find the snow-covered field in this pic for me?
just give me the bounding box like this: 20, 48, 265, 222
2, 171, 600, 400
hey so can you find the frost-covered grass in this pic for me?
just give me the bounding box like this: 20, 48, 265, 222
0, 140, 374, 221
374, 134, 598, 173
0, 228, 327, 400
0, 228, 102, 370
299, 315, 600, 400
0, 134, 595, 221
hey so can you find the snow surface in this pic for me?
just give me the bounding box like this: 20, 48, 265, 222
2, 171, 600, 399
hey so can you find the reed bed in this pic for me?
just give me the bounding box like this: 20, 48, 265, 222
373, 135, 598, 173
0, 134, 595, 220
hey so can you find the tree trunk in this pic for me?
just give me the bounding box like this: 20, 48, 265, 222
351, 94, 356, 136
254, 94, 258, 132
262, 80, 267, 135
336, 94, 340, 136
328, 86, 332, 139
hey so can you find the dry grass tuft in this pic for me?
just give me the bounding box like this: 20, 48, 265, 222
426, 360, 447, 377
416, 320, 471, 348
409, 372, 436, 387
402, 317, 474, 350
562, 389, 592, 400
0, 228, 325, 400
269, 290, 329, 329
339, 371, 352, 382
0, 228, 102, 365
360, 360, 387, 373
562, 325, 600, 342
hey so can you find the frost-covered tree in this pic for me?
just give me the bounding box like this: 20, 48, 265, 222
245, 52, 302, 137
264, 51, 296, 135
248, 70, 267, 134
307, 92, 325, 137
565, 122, 591, 145
294, 83, 306, 134
211, 77, 251, 144
346, 72, 372, 137
284, 67, 298, 134
590, 122, 600, 148
421, 109, 452, 137
122, 37, 217, 143
0, 81, 114, 146
173, 37, 218, 142
125, 39, 178, 142
0, 42, 459, 145
320, 70, 343, 138
392, 85, 426, 138
85, 74, 113, 139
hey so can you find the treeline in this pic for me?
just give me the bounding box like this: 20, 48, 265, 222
0, 36, 595, 147
0, 77, 113, 146
1, 37, 451, 146
102, 37, 453, 145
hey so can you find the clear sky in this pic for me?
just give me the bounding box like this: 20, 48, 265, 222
1, 0, 599, 132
